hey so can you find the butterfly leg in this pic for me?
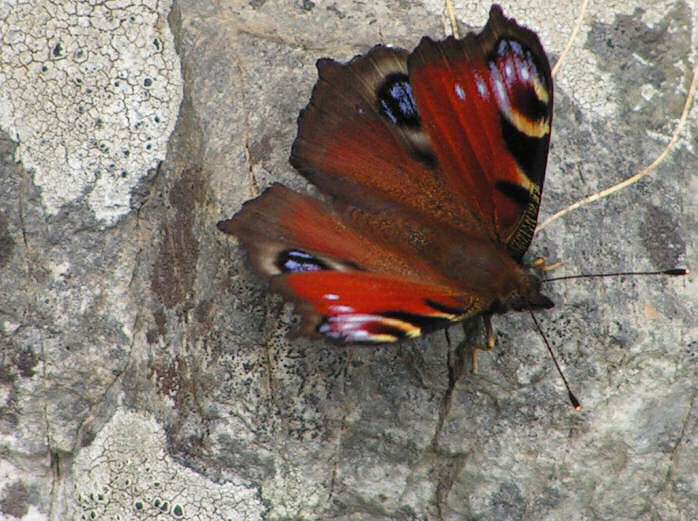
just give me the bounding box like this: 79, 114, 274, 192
470, 314, 496, 374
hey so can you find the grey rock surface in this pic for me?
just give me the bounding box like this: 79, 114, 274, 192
0, 0, 696, 520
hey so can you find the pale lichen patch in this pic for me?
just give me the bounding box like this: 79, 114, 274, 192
0, 0, 183, 225
69, 409, 265, 519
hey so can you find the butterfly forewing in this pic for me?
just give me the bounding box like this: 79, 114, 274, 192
408, 5, 553, 259
290, 44, 486, 239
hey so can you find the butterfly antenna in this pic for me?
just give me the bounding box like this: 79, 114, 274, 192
528, 311, 582, 411
543, 268, 688, 283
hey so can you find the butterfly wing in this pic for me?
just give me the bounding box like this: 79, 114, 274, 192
409, 5, 553, 259
274, 271, 475, 343
218, 185, 482, 343
290, 44, 487, 239
291, 5, 553, 257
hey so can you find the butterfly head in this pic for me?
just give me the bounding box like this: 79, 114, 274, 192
495, 271, 554, 314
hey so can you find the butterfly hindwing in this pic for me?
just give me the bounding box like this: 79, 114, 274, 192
274, 271, 478, 343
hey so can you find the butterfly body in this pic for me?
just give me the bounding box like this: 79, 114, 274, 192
219, 5, 555, 344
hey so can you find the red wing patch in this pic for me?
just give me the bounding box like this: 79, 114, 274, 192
273, 271, 480, 343
408, 5, 553, 258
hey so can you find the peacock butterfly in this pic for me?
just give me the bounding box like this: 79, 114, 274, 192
218, 4, 556, 344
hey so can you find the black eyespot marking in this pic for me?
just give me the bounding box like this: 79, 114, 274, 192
413, 148, 437, 168
364, 322, 409, 340
317, 318, 406, 343
511, 84, 549, 123
490, 38, 550, 122
425, 299, 465, 316
496, 181, 531, 207
377, 73, 421, 128
276, 250, 328, 273
382, 312, 451, 335
501, 116, 548, 184
493, 39, 547, 80
495, 38, 522, 58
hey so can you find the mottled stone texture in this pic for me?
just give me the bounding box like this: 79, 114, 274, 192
0, 1, 696, 520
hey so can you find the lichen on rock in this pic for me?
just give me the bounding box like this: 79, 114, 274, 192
0, 0, 183, 225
